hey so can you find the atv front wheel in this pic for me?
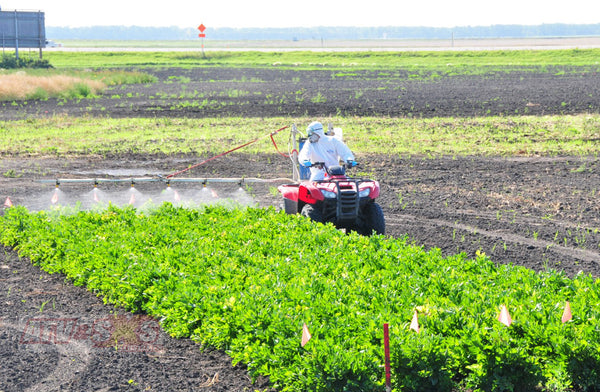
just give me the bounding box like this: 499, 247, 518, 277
301, 204, 324, 224
359, 202, 385, 235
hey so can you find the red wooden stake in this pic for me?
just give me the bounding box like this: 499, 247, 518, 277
383, 323, 391, 392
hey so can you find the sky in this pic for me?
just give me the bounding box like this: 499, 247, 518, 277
2, 0, 599, 29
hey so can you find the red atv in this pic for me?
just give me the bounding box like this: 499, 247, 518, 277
278, 162, 385, 235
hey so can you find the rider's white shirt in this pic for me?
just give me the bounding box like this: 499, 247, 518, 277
298, 135, 354, 181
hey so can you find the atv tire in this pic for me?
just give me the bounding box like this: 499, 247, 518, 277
301, 204, 324, 224
359, 202, 385, 235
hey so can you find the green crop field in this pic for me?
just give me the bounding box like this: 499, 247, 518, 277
2, 204, 600, 391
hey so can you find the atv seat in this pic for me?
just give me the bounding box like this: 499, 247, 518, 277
328, 165, 346, 176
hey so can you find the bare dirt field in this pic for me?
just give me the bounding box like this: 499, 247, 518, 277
2, 66, 600, 391
3, 67, 600, 120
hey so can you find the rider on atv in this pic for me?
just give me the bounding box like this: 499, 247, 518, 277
298, 121, 356, 180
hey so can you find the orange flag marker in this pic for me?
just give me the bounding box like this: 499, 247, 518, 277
498, 304, 513, 327
410, 310, 420, 333
3, 197, 13, 208
301, 323, 311, 347
561, 301, 572, 323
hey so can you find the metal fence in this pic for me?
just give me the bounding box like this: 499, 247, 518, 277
0, 10, 46, 59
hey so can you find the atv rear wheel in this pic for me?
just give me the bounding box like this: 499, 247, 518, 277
359, 202, 385, 235
301, 204, 324, 223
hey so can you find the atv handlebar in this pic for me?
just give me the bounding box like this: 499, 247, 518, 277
309, 161, 326, 169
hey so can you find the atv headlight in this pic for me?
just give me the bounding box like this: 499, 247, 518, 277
359, 188, 371, 198
322, 190, 337, 199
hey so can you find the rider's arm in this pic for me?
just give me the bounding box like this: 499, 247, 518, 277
333, 138, 354, 162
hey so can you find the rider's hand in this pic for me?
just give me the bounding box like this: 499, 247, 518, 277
347, 160, 358, 167
301, 160, 312, 167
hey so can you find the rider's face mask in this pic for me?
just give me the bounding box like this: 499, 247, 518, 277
309, 133, 320, 143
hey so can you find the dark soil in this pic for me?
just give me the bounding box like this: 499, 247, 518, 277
2, 66, 600, 391
2, 67, 600, 119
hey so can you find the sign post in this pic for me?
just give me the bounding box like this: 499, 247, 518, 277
197, 23, 206, 58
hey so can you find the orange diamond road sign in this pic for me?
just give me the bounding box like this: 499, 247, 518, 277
198, 24, 206, 33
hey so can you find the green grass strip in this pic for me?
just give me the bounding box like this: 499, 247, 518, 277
41, 48, 600, 71
1, 115, 600, 157
1, 204, 600, 391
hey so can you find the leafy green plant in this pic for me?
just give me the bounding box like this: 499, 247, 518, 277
2, 169, 21, 178
311, 92, 327, 103
2, 204, 600, 391
27, 87, 49, 100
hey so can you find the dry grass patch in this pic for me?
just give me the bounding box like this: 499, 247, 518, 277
0, 72, 106, 100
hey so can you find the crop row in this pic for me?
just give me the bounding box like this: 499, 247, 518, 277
1, 204, 600, 391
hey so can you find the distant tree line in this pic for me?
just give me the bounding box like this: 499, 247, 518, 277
46, 24, 600, 41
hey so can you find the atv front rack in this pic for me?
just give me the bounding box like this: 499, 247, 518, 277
333, 180, 360, 223
312, 178, 367, 224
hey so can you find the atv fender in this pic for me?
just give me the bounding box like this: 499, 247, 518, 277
298, 182, 325, 204
278, 182, 326, 205
279, 182, 324, 213
278, 184, 300, 202
366, 181, 380, 200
